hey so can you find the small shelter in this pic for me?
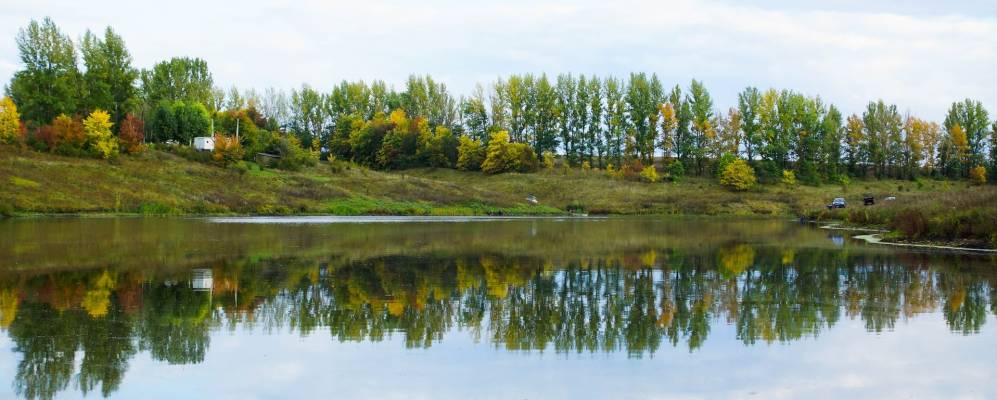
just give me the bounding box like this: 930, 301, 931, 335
193, 136, 215, 151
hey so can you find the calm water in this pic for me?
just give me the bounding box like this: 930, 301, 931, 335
0, 216, 995, 399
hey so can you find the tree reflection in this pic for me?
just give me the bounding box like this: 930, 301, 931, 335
1, 245, 996, 399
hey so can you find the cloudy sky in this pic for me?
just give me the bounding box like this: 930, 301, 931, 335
1, 0, 995, 120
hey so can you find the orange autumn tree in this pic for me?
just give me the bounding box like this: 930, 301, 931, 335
213, 133, 244, 166
118, 113, 145, 154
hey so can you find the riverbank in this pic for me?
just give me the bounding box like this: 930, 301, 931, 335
1, 146, 991, 228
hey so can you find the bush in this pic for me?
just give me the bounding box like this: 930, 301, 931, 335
639, 165, 660, 183
457, 136, 486, 171
667, 160, 685, 181
581, 160, 591, 171
481, 131, 537, 174
212, 133, 245, 166
542, 151, 556, 169
0, 96, 21, 144
970, 166, 987, 185
83, 110, 118, 159
620, 160, 645, 181
714, 153, 737, 178
118, 114, 145, 154
276, 135, 317, 171
719, 159, 757, 191
781, 170, 797, 186
0, 202, 14, 217
891, 209, 927, 238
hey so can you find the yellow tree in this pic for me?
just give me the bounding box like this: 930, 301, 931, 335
83, 109, 118, 159
903, 116, 926, 178
921, 120, 941, 173
845, 114, 865, 175
719, 107, 742, 155
0, 96, 21, 144
658, 102, 677, 157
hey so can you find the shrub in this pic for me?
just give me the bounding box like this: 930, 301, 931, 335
53, 115, 86, 155
719, 159, 757, 191
667, 160, 685, 181
0, 96, 21, 144
891, 209, 927, 238
457, 136, 486, 171
714, 153, 737, 178
118, 114, 145, 154
213, 133, 245, 166
275, 135, 317, 171
639, 165, 660, 183
781, 170, 797, 186
620, 160, 645, 181
581, 160, 591, 171
542, 151, 556, 169
83, 110, 118, 159
0, 202, 14, 217
481, 131, 537, 174
969, 165, 987, 185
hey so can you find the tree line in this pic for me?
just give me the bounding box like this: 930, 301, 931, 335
2, 17, 996, 183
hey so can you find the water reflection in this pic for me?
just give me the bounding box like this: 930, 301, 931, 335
0, 217, 995, 399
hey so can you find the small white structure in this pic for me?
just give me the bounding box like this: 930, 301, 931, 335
193, 136, 215, 151
191, 268, 213, 291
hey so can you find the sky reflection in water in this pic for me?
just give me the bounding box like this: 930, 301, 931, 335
0, 217, 995, 399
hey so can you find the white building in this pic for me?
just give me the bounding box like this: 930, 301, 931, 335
193, 136, 215, 151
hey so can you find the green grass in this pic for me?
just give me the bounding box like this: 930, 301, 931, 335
1, 145, 990, 235
0, 146, 553, 216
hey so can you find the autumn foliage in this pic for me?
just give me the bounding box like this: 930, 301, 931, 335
212, 133, 245, 166
118, 114, 145, 154
969, 166, 987, 185
720, 159, 757, 191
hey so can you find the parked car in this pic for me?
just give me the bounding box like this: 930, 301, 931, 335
827, 197, 846, 209
863, 196, 875, 206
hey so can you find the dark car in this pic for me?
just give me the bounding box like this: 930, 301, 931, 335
827, 197, 846, 209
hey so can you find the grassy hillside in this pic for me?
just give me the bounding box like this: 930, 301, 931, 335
0, 147, 556, 216
2, 146, 984, 220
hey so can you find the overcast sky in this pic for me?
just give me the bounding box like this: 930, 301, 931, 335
1, 0, 995, 121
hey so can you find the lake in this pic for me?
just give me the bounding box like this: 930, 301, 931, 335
0, 216, 995, 399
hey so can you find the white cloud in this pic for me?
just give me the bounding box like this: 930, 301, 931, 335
0, 0, 994, 120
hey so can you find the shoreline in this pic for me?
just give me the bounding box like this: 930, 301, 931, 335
852, 233, 997, 254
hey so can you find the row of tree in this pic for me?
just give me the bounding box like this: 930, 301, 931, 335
3, 18, 996, 182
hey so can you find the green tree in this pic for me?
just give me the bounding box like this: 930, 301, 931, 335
140, 57, 214, 107
862, 100, 901, 178
460, 85, 489, 141
944, 99, 990, 170
737, 87, 762, 162
603, 77, 627, 167
626, 73, 663, 164
7, 18, 82, 124
80, 27, 138, 126
532, 74, 559, 157
289, 85, 325, 152
687, 80, 714, 174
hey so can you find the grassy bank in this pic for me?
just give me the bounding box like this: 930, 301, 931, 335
0, 147, 559, 216
810, 185, 997, 249
3, 146, 985, 223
